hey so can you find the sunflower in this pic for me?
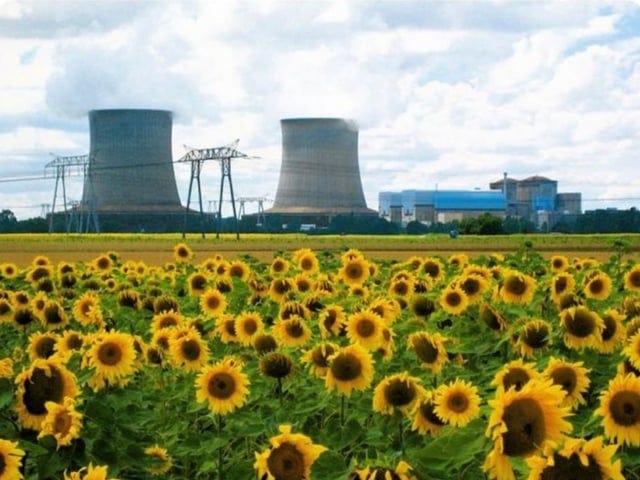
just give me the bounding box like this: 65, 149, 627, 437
373, 372, 424, 416
254, 424, 327, 480
228, 260, 251, 281
433, 378, 481, 427
448, 253, 468, 269
72, 292, 103, 327
550, 272, 576, 304
270, 257, 290, 276
319, 304, 346, 338
355, 461, 417, 480
260, 352, 294, 380
500, 270, 536, 304
273, 316, 312, 347
492, 359, 541, 394
27, 264, 53, 285
439, 285, 469, 315
117, 289, 140, 309
279, 301, 310, 321
84, 332, 137, 387
560, 306, 604, 349
91, 254, 112, 272
457, 273, 489, 304
412, 391, 447, 437
479, 303, 508, 331
325, 344, 375, 397
269, 278, 296, 303
349, 285, 370, 298
14, 358, 80, 430
314, 275, 335, 295
215, 315, 239, 344
63, 463, 115, 480
12, 307, 37, 330
624, 264, 640, 291
596, 373, 640, 446
151, 309, 184, 333
38, 396, 83, 448
583, 270, 612, 301
0, 298, 13, 323
168, 328, 209, 372
368, 297, 401, 325
0, 439, 25, 480
294, 248, 320, 274
421, 257, 445, 284
293, 273, 312, 294
0, 262, 19, 279
525, 436, 624, 480
30, 291, 48, 319
253, 334, 278, 355
515, 319, 552, 358
542, 357, 591, 409
187, 272, 209, 296
234, 312, 264, 346
0, 358, 13, 379
339, 257, 370, 286
173, 242, 193, 263
199, 287, 227, 318
11, 291, 29, 307
145, 444, 173, 476
388, 278, 414, 298
549, 255, 570, 273
408, 294, 436, 320
301, 342, 339, 378
153, 295, 180, 314
346, 311, 385, 351
483, 379, 572, 480
407, 331, 449, 374
195, 357, 250, 415
55, 331, 83, 360
41, 300, 68, 330
28, 332, 59, 361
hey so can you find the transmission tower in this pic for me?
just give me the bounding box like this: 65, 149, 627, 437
238, 196, 268, 226
176, 140, 256, 239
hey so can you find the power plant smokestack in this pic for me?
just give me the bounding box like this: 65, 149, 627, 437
268, 118, 374, 215
82, 109, 183, 213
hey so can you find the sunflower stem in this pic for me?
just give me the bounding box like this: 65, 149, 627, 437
398, 417, 405, 455
340, 395, 346, 427
217, 413, 224, 480
276, 377, 283, 406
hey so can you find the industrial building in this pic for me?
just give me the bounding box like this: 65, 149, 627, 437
265, 118, 377, 227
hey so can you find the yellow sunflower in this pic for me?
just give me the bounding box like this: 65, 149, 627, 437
583, 270, 612, 301
187, 272, 209, 296
0, 358, 13, 379
293, 248, 320, 274
624, 265, 640, 291
526, 436, 624, 480
117, 289, 140, 309
14, 358, 80, 430
596, 373, 640, 446
0, 298, 13, 323
279, 301, 310, 321
63, 463, 114, 480
214, 315, 239, 344
72, 292, 104, 327
411, 391, 447, 437
407, 331, 449, 374
84, 332, 137, 388
195, 357, 250, 415
41, 300, 68, 330
457, 273, 489, 304
145, 444, 173, 476
253, 333, 278, 355
367, 297, 401, 325
11, 291, 30, 307
560, 306, 604, 349
293, 273, 312, 294
254, 424, 326, 480
151, 309, 184, 333
421, 257, 445, 284
0, 439, 25, 480
373, 372, 424, 416
91, 254, 112, 272
346, 311, 385, 351
597, 309, 626, 354
318, 304, 346, 338
173, 242, 193, 263
500, 270, 536, 304
448, 253, 468, 269
408, 294, 436, 320
259, 352, 294, 381
168, 328, 209, 372
479, 303, 508, 331
38, 396, 83, 448
542, 357, 591, 409
338, 257, 370, 286
325, 344, 375, 397
483, 379, 572, 480
269, 257, 290, 276
228, 260, 251, 281
0, 262, 20, 279
301, 342, 339, 378
199, 287, 227, 318
514, 319, 553, 358
234, 312, 264, 346
356, 461, 417, 480
388, 278, 414, 299
273, 316, 312, 348
433, 378, 481, 427
28, 331, 59, 361
439, 285, 469, 315
550, 272, 576, 305
26, 264, 53, 285
492, 359, 541, 393
269, 278, 296, 303
549, 255, 570, 273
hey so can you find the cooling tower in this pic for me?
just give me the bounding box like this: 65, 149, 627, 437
268, 118, 375, 216
82, 109, 183, 213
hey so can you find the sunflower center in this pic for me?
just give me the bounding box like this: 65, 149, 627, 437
630, 271, 640, 288
260, 353, 293, 378
206, 296, 220, 309
565, 309, 596, 337
323, 311, 336, 329
285, 321, 304, 338
44, 305, 64, 324
445, 291, 461, 307
370, 469, 402, 480
36, 337, 56, 359
207, 372, 236, 399
502, 368, 530, 392
274, 280, 291, 295
181, 339, 201, 361
0, 453, 5, 475
346, 263, 364, 279
159, 317, 178, 329
480, 305, 503, 330
300, 257, 314, 271
311, 346, 335, 368
420, 401, 446, 426
272, 261, 285, 272
550, 367, 577, 395
461, 278, 480, 296
588, 279, 603, 295
14, 308, 35, 326
384, 380, 416, 407
554, 276, 568, 295
266, 442, 305, 480
0, 302, 11, 315
501, 398, 546, 457
610, 390, 640, 426
412, 297, 435, 317
522, 325, 549, 349
393, 282, 409, 296
423, 262, 440, 278
80, 301, 94, 316
413, 337, 439, 364
447, 392, 469, 413
331, 353, 363, 381
97, 342, 123, 366
355, 318, 376, 338
22, 366, 65, 415
505, 276, 527, 296
53, 410, 73, 435
243, 318, 258, 335
540, 453, 602, 480
147, 348, 162, 365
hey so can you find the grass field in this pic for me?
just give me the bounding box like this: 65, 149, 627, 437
1, 232, 639, 266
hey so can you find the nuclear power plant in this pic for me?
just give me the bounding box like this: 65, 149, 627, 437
265, 118, 377, 225
81, 109, 186, 231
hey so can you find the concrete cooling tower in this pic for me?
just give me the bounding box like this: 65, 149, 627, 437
81, 109, 185, 231
268, 118, 376, 218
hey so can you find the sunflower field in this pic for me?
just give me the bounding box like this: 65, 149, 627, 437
1, 242, 640, 479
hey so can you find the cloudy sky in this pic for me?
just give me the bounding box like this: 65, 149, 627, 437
1, 0, 639, 220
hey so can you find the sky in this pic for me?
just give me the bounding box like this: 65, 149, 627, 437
1, 0, 639, 220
